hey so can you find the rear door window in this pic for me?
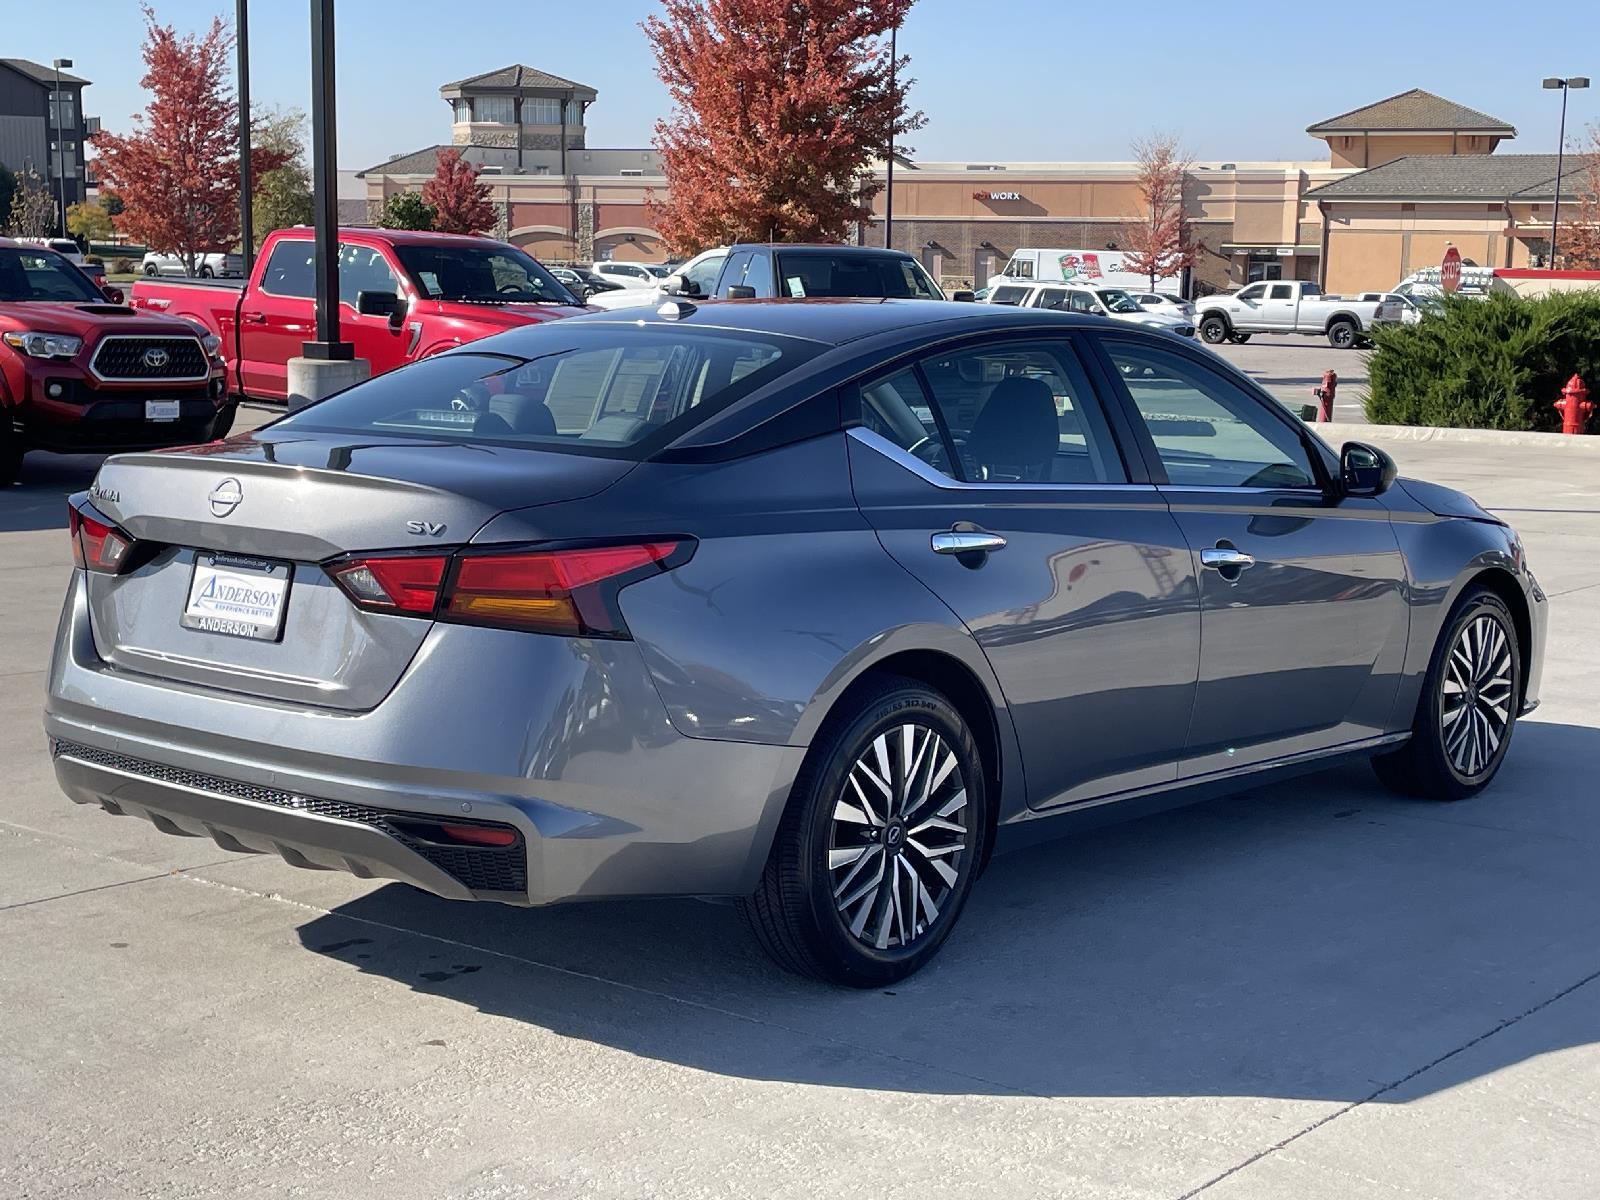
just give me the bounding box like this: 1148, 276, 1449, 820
275, 328, 816, 458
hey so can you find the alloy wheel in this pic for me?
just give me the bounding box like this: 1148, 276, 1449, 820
828, 723, 970, 951
1440, 612, 1515, 779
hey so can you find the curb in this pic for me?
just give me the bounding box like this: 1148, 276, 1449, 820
1303, 421, 1600, 451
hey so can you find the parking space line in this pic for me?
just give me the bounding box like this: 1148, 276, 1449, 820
1172, 966, 1600, 1199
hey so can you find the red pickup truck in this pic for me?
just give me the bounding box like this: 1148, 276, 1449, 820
1, 238, 229, 486
130, 228, 587, 403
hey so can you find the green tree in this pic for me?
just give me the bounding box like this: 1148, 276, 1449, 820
67, 200, 116, 243
250, 105, 313, 247
377, 190, 435, 231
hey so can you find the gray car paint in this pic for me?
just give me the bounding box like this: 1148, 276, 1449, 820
44, 301, 1548, 909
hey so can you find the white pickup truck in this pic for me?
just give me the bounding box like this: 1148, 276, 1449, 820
1194, 281, 1383, 349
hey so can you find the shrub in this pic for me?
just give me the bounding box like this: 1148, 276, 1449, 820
1365, 291, 1600, 431
84, 254, 103, 265
113, 257, 137, 275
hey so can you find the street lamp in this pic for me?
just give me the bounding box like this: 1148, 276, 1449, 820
52, 58, 72, 239
1542, 75, 1589, 266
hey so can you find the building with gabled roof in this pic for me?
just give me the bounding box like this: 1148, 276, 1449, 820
1306, 88, 1516, 169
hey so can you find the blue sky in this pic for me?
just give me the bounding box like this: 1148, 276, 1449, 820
11, 0, 1598, 169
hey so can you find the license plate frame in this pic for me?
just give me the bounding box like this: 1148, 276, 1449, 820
180, 552, 292, 642
145, 399, 181, 422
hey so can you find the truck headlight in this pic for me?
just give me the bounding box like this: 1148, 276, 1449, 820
200, 332, 222, 356
2, 330, 84, 359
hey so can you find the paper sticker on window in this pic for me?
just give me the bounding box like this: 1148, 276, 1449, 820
786, 276, 806, 298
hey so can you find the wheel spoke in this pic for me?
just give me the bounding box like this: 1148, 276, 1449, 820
829, 721, 972, 952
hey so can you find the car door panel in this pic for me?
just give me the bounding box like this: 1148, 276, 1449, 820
847, 337, 1201, 811
1090, 335, 1409, 774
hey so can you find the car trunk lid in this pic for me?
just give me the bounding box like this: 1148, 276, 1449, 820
81, 429, 632, 710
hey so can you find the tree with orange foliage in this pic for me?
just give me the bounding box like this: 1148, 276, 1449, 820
1120, 133, 1196, 292
643, 0, 922, 252
1558, 124, 1600, 269
92, 5, 283, 274
422, 150, 497, 235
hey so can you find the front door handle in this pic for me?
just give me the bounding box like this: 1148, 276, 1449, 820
932, 530, 1007, 556
242, 312, 266, 324
1200, 547, 1256, 571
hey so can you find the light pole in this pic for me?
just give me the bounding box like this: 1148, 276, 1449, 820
238, 0, 254, 277
1542, 75, 1589, 266
883, 21, 896, 249
52, 58, 72, 239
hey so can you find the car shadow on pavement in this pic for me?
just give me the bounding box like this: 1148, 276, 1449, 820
0, 453, 105, 533
297, 719, 1600, 1101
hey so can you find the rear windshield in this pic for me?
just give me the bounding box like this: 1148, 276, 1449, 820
274, 326, 818, 458
773, 253, 943, 300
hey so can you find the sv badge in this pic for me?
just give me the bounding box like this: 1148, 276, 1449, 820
405, 520, 446, 537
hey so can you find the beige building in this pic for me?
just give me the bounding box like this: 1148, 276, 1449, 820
1307, 88, 1516, 169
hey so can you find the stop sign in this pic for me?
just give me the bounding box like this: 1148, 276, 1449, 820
1441, 245, 1462, 294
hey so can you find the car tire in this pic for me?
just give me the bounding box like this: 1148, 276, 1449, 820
143, 263, 158, 275
209, 402, 238, 441
1372, 587, 1521, 801
199, 265, 214, 279
1199, 315, 1229, 344
741, 675, 989, 987
0, 428, 23, 487
1228, 332, 1252, 344
1327, 319, 1358, 349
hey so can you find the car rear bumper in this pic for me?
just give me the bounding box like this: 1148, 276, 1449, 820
44, 572, 805, 905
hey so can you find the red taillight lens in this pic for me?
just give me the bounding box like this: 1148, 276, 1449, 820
328, 554, 449, 614
69, 503, 134, 574
437, 823, 519, 847
446, 542, 681, 636
324, 541, 684, 637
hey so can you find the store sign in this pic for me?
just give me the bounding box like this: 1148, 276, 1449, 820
974, 191, 1024, 201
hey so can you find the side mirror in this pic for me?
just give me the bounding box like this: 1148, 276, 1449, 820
726, 285, 757, 300
661, 273, 686, 296
951, 290, 976, 303
102, 285, 125, 304
1340, 441, 1397, 497
356, 289, 400, 317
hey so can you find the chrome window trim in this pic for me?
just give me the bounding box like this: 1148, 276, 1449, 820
848, 426, 1161, 498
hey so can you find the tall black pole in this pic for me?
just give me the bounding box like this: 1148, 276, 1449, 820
305, 0, 350, 358
1550, 84, 1569, 266
883, 23, 896, 249
52, 62, 68, 238
237, 0, 254, 276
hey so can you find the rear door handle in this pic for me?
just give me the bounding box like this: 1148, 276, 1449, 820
932, 530, 1007, 556
1200, 547, 1256, 571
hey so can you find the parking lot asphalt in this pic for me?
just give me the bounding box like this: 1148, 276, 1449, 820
2, 423, 1597, 1198
1204, 337, 1370, 422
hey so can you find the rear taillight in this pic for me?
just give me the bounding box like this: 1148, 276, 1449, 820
324, 540, 686, 638
68, 503, 135, 574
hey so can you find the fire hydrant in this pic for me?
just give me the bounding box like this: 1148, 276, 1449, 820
1555, 375, 1593, 435
1313, 370, 1337, 422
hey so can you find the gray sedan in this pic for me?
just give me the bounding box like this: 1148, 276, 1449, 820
46, 301, 1545, 986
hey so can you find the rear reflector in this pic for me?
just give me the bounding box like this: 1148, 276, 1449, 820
69, 503, 134, 574
438, 823, 519, 847
325, 540, 686, 638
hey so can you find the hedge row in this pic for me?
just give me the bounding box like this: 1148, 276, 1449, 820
1364, 291, 1600, 432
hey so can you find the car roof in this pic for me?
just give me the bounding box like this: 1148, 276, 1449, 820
478, 297, 1125, 350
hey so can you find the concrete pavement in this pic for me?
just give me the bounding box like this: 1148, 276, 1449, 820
2, 429, 1597, 1198
1205, 338, 1369, 422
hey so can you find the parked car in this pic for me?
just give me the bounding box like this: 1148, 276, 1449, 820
589, 260, 665, 288
78, 260, 109, 287
987, 281, 1195, 337
141, 250, 245, 279
130, 228, 585, 402
46, 300, 1545, 985
16, 236, 86, 265
704, 243, 957, 301
1133, 292, 1195, 320
1195, 281, 1383, 348
588, 246, 730, 311
1375, 292, 1434, 327
0, 238, 230, 486
550, 266, 624, 300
